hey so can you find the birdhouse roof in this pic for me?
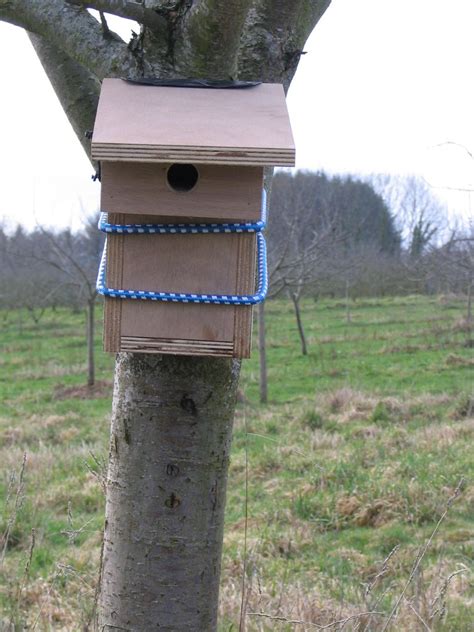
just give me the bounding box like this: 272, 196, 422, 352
91, 79, 295, 166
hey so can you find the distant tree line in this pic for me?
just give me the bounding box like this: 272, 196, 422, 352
1, 170, 472, 386
255, 170, 473, 387
4, 171, 469, 311
267, 170, 472, 304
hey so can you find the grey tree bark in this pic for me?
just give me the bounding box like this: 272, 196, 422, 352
0, 1, 332, 628
100, 353, 239, 630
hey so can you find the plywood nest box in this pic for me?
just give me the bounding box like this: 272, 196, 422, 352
92, 78, 295, 358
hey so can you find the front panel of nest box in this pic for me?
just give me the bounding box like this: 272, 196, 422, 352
101, 162, 264, 221
102, 164, 262, 358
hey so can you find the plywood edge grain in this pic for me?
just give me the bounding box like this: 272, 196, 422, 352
92, 145, 295, 167
121, 336, 234, 357
103, 213, 124, 353
233, 233, 256, 358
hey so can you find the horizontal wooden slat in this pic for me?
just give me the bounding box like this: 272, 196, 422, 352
93, 143, 294, 154
92, 150, 294, 167
123, 336, 234, 348
121, 336, 234, 357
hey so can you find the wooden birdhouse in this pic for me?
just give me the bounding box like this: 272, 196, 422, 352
92, 78, 294, 358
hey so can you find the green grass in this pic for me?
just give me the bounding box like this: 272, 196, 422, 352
0, 296, 473, 630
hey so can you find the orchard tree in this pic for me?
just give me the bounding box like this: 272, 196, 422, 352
265, 171, 399, 357
0, 1, 332, 629
2, 221, 103, 385
371, 174, 447, 257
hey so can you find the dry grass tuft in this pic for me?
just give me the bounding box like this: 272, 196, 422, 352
309, 390, 458, 428
335, 495, 361, 517
53, 380, 113, 400
324, 388, 369, 414
452, 316, 473, 333
335, 494, 401, 528
309, 430, 344, 451
452, 395, 474, 420
444, 353, 474, 367
220, 571, 372, 631
412, 419, 474, 448
15, 362, 87, 380
313, 389, 391, 425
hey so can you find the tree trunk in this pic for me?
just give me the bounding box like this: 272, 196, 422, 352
466, 280, 473, 323
0, 4, 333, 630
98, 353, 240, 631
345, 279, 352, 324
291, 292, 308, 356
87, 297, 95, 387
258, 301, 268, 404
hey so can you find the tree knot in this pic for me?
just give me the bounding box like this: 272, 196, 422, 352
180, 394, 197, 416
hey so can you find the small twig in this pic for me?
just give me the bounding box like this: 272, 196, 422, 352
433, 140, 474, 161
56, 563, 95, 590
275, 545, 292, 614
11, 528, 36, 628
247, 610, 385, 629
60, 501, 94, 545
84, 450, 108, 494
362, 582, 397, 630
408, 603, 433, 631
1, 453, 27, 564
23, 528, 36, 580
30, 572, 59, 631
381, 479, 465, 631
239, 401, 249, 632
429, 567, 468, 620
65, 0, 168, 34
246, 432, 324, 468
365, 545, 400, 596
99, 10, 110, 36
361, 545, 400, 631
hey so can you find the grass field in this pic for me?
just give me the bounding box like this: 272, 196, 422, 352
0, 295, 473, 630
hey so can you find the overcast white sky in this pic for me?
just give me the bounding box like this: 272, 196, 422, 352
1, 0, 474, 231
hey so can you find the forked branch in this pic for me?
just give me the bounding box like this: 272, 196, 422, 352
175, 0, 253, 78
0, 0, 142, 79
238, 0, 332, 88
65, 0, 168, 35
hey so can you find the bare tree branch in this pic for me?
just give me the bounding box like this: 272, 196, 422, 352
247, 610, 386, 630
28, 33, 101, 162
66, 0, 168, 35
0, 0, 143, 79
41, 228, 96, 298
237, 0, 331, 90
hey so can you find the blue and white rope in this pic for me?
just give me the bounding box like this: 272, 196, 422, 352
98, 191, 267, 235
96, 190, 268, 305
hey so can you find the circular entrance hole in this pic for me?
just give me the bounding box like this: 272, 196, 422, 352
166, 163, 199, 192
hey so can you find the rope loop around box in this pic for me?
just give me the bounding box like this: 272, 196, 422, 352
96, 190, 268, 305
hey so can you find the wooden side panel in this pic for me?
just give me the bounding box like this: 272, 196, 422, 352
101, 163, 263, 220
119, 231, 238, 342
